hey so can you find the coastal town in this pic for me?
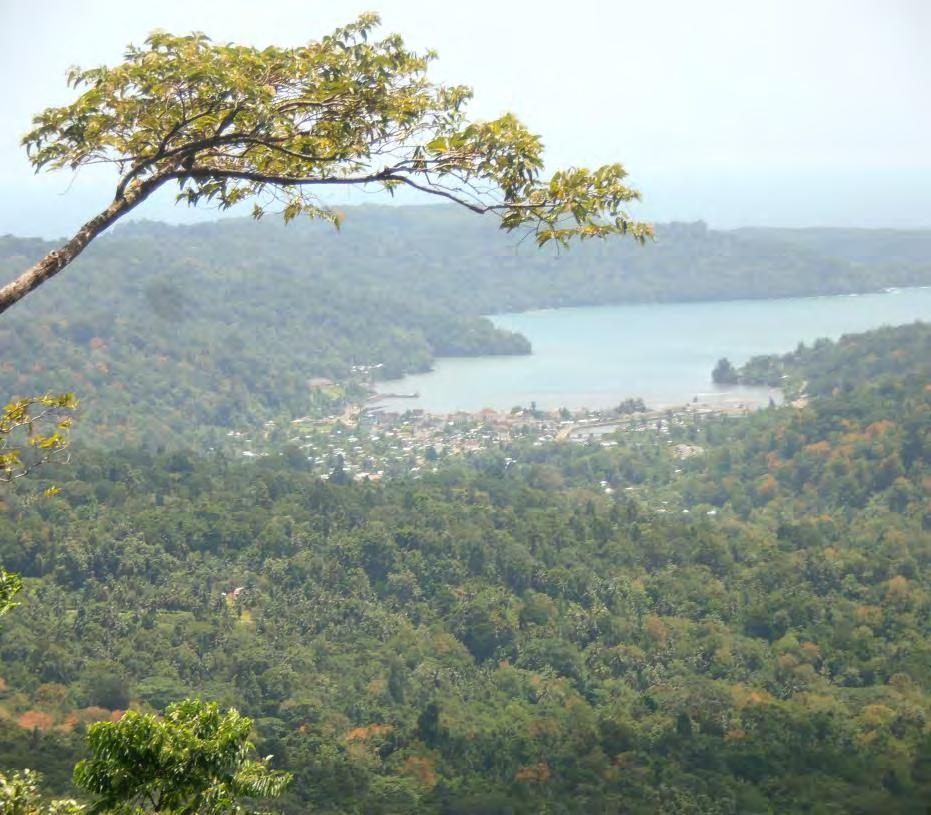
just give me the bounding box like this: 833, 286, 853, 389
223, 388, 764, 484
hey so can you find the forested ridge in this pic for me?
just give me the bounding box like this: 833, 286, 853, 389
1, 322, 929, 813
733, 321, 931, 395
2, 209, 929, 447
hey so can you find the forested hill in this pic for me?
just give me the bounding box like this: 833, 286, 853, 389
733, 322, 931, 393
1, 208, 930, 447
1, 322, 929, 813
733, 226, 931, 267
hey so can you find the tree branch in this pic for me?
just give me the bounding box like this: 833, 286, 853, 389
0, 175, 168, 315
391, 176, 489, 214
166, 166, 403, 188
115, 108, 223, 198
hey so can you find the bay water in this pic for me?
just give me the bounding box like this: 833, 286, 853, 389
374, 288, 931, 413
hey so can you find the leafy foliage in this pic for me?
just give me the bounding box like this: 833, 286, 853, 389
0, 394, 76, 631
0, 567, 23, 620
73, 699, 290, 814
0, 394, 77, 483
0, 769, 83, 815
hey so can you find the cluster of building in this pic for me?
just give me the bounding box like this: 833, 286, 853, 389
287, 406, 561, 481
225, 399, 749, 482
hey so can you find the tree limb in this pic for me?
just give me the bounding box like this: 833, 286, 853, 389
0, 175, 167, 315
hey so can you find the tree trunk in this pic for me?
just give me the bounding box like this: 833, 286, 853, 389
0, 178, 164, 316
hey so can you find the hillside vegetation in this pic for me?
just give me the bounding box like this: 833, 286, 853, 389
1, 322, 929, 813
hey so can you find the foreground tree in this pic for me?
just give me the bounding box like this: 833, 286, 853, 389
1, 394, 77, 483
0, 769, 83, 815
0, 393, 77, 623
0, 568, 23, 621
73, 699, 290, 814
1, 13, 650, 315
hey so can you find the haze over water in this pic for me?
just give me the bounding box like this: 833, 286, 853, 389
374, 288, 931, 413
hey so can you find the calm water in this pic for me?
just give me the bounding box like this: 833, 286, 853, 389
374, 289, 931, 413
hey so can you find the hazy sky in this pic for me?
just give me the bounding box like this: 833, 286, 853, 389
1, 0, 929, 237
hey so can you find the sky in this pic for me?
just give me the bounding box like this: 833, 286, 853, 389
1, 0, 929, 238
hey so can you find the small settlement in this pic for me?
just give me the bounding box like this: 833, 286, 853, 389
225, 397, 753, 484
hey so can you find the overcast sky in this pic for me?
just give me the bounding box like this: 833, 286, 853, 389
1, 0, 928, 237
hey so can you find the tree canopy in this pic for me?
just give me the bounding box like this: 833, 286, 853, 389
0, 13, 650, 314
73, 700, 290, 814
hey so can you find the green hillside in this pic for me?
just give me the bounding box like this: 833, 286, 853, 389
1, 322, 929, 813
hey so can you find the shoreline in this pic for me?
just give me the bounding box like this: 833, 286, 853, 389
358, 394, 775, 427
366, 291, 929, 415
366, 389, 780, 418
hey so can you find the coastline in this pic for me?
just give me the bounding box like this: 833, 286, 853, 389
369, 289, 930, 414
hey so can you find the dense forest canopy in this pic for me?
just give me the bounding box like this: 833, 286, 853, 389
2, 209, 929, 448
1, 322, 929, 813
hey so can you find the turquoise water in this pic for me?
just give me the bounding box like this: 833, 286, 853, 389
374, 288, 931, 413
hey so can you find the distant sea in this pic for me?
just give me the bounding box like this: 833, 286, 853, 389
373, 288, 931, 414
